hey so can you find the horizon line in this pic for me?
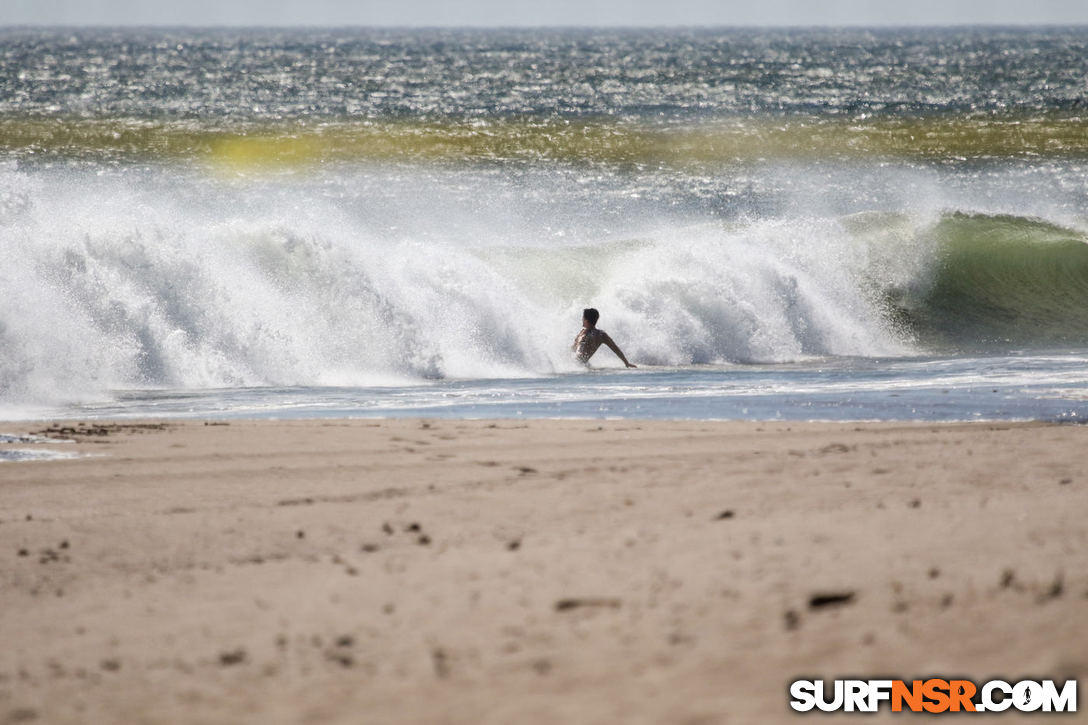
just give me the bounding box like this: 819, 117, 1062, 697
2, 22, 1086, 30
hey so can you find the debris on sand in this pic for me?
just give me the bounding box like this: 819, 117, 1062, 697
555, 597, 621, 612
808, 592, 856, 610
218, 649, 247, 666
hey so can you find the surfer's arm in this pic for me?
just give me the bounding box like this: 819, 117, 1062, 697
602, 334, 636, 368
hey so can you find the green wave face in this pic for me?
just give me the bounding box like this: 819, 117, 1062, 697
888, 213, 1088, 348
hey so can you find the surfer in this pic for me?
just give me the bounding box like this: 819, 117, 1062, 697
572, 308, 637, 368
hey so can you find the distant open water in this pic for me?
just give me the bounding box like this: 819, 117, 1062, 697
2, 28, 1088, 422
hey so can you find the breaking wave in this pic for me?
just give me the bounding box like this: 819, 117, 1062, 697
1, 163, 1087, 407
886, 212, 1088, 347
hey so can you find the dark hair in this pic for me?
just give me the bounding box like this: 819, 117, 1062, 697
583, 308, 600, 325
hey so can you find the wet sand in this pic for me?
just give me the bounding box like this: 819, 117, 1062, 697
1, 419, 1086, 723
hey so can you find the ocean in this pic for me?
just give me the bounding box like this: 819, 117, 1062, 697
2, 27, 1088, 422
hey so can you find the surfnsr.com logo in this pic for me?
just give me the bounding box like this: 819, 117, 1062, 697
790, 679, 1077, 713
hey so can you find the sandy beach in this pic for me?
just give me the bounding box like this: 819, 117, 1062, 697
1, 418, 1085, 723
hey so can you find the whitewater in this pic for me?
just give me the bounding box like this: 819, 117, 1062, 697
2, 27, 1088, 421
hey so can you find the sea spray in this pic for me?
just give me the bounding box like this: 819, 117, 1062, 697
1, 163, 932, 405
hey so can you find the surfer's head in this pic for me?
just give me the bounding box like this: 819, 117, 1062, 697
582, 308, 599, 327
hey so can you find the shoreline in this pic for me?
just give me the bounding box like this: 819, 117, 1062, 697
1, 418, 1085, 723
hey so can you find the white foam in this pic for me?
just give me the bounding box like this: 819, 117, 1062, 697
2, 160, 1040, 410
0, 433, 73, 444
0, 448, 80, 462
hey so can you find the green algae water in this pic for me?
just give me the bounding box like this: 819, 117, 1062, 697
2, 27, 1088, 421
